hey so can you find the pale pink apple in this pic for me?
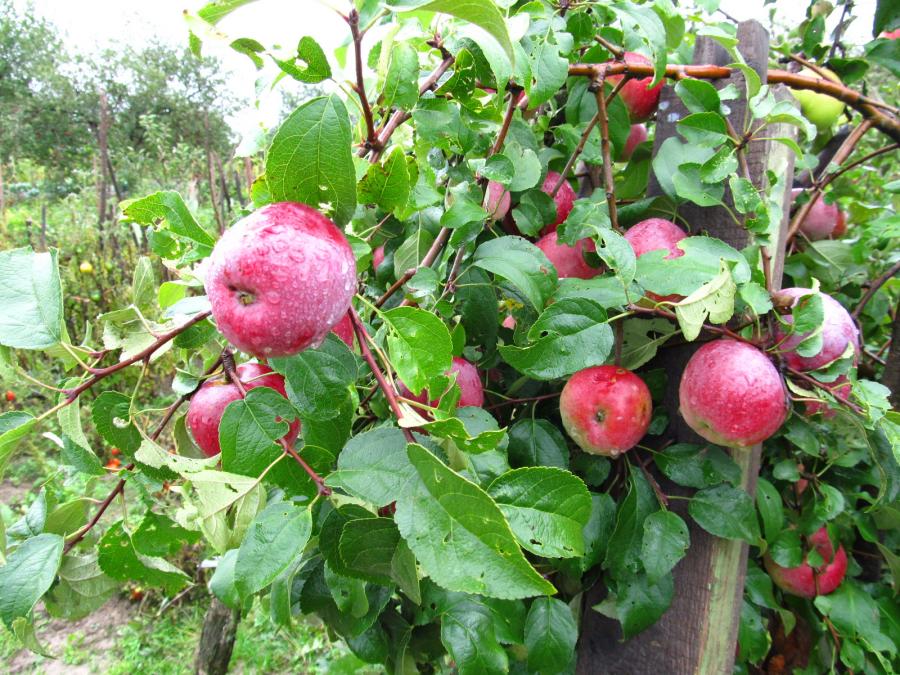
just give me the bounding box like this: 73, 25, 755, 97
679, 340, 788, 448
621, 124, 648, 160
398, 356, 484, 408
765, 527, 847, 598
773, 288, 859, 371
560, 365, 652, 456
205, 202, 356, 357
484, 181, 511, 221
332, 313, 354, 347
792, 189, 844, 241
536, 231, 601, 280
373, 245, 385, 270
541, 171, 576, 233
625, 218, 687, 302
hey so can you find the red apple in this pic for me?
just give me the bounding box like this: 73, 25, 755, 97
484, 181, 511, 221
804, 374, 851, 418
559, 365, 652, 456
541, 171, 576, 233
606, 52, 664, 122
536, 231, 600, 280
831, 209, 847, 237
773, 288, 859, 371
4, 390, 14, 402
621, 124, 648, 160
373, 245, 385, 270
765, 527, 847, 598
791, 189, 844, 241
399, 356, 484, 408
679, 340, 788, 448
625, 218, 687, 302
187, 362, 299, 457
332, 313, 354, 347
205, 202, 356, 357
882, 29, 900, 39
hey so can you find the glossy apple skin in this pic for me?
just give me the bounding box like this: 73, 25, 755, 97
606, 52, 663, 122
792, 189, 843, 240
187, 363, 299, 457
792, 67, 845, 132
372, 245, 385, 270
560, 366, 652, 456
804, 374, 851, 418
331, 313, 354, 347
205, 202, 356, 358
621, 124, 648, 160
541, 171, 576, 233
774, 288, 859, 371
679, 340, 788, 448
536, 231, 600, 280
765, 527, 848, 598
484, 181, 511, 221
625, 218, 687, 302
399, 356, 485, 408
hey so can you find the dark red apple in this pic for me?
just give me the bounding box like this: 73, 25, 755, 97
791, 189, 844, 241
398, 356, 484, 408
831, 210, 847, 237
559, 365, 652, 456
625, 218, 687, 303
535, 231, 600, 280
187, 362, 299, 457
373, 245, 385, 270
205, 202, 356, 357
621, 124, 648, 160
606, 52, 664, 122
332, 313, 354, 347
773, 288, 859, 371
484, 181, 511, 221
765, 527, 847, 598
679, 340, 788, 448
541, 171, 576, 233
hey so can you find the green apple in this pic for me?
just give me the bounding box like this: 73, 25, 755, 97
791, 67, 845, 132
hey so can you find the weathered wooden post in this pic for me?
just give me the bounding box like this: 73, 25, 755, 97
577, 21, 797, 674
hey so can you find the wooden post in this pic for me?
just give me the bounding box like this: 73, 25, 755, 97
577, 21, 797, 674
194, 597, 240, 675
884, 304, 900, 408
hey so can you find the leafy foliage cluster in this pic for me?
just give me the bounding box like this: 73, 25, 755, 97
0, 0, 898, 673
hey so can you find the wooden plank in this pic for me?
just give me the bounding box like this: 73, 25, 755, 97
577, 20, 797, 674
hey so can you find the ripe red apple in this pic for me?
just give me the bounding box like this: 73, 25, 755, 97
605, 52, 664, 122
791, 189, 844, 241
187, 362, 299, 457
559, 365, 652, 456
4, 390, 14, 402
831, 210, 847, 237
679, 340, 788, 448
804, 374, 851, 418
205, 202, 356, 358
372, 245, 385, 270
484, 181, 511, 221
332, 313, 354, 347
625, 218, 687, 302
621, 124, 648, 160
399, 356, 484, 408
882, 29, 900, 39
773, 288, 859, 371
764, 527, 847, 598
536, 231, 600, 280
541, 171, 576, 233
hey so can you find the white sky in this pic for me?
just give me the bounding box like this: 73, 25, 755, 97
15, 0, 876, 141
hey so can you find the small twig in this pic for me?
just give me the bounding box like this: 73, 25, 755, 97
594, 77, 621, 233
348, 307, 416, 443
787, 53, 833, 83
488, 92, 519, 158
628, 305, 760, 345
828, 0, 853, 59
551, 107, 603, 198
375, 226, 451, 308
787, 367, 864, 414
346, 10, 378, 151
852, 260, 900, 321
635, 454, 668, 508
484, 391, 562, 411
594, 35, 624, 59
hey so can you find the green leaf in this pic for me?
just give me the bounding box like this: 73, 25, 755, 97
814, 581, 882, 639
641, 511, 689, 583
525, 597, 578, 674
392, 226, 434, 280
382, 306, 453, 397
738, 601, 771, 664
441, 198, 488, 230
673, 260, 737, 341
339, 517, 419, 600
474, 236, 557, 311
0, 533, 63, 628
131, 257, 156, 312
488, 467, 592, 558
44, 499, 90, 538
635, 236, 750, 298
382, 42, 419, 111
270, 334, 358, 421
614, 572, 674, 639
689, 485, 761, 544
122, 191, 216, 250
133, 511, 200, 557
0, 248, 62, 349
418, 407, 507, 455
579, 493, 617, 573
426, 590, 509, 675
358, 147, 412, 212
97, 522, 189, 593
209, 549, 240, 610
326, 427, 417, 506
674, 79, 721, 113
0, 412, 36, 479
266, 94, 357, 226
653, 443, 740, 488
755, 478, 784, 544
395, 444, 555, 599
874, 0, 900, 36
604, 466, 657, 577
91, 391, 141, 453
391, 0, 514, 65
500, 298, 614, 380
507, 418, 569, 469
235, 501, 312, 598
526, 32, 569, 108
272, 36, 331, 83
44, 553, 118, 620
196, 0, 258, 24
619, 318, 678, 370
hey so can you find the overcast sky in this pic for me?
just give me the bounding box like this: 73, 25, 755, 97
14, 0, 876, 141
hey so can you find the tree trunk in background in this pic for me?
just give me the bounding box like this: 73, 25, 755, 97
204, 111, 225, 233
213, 151, 232, 215
233, 169, 245, 206
39, 202, 47, 251
0, 162, 6, 229
883, 303, 900, 409
243, 157, 254, 193
577, 21, 797, 674
194, 597, 239, 675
